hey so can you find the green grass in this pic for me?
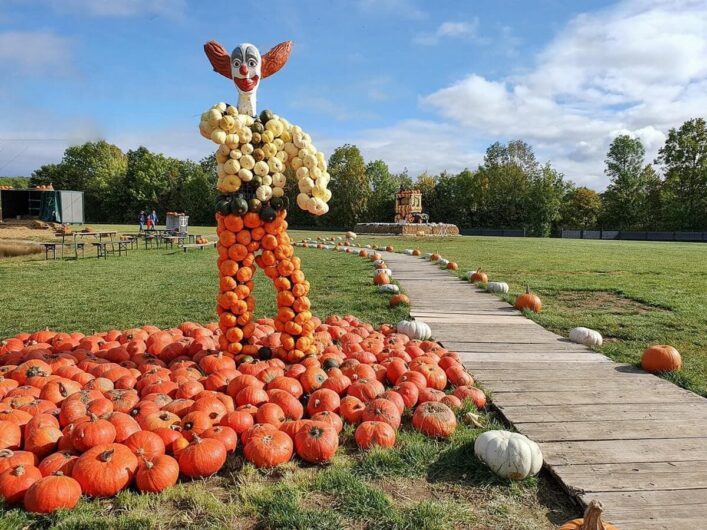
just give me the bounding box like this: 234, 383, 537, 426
334, 233, 707, 396
0, 226, 575, 529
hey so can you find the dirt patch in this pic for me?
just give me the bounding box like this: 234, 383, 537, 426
0, 240, 42, 258
554, 290, 670, 314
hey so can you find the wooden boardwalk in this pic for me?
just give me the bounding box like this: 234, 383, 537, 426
379, 250, 707, 530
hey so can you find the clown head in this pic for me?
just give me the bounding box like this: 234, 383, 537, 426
230, 43, 261, 95
205, 40, 293, 117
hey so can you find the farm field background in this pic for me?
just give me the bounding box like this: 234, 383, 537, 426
0, 225, 577, 529
2, 226, 706, 396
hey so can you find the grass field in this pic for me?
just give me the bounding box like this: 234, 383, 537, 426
0, 227, 576, 529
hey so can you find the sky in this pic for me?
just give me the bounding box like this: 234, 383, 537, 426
0, 0, 705, 189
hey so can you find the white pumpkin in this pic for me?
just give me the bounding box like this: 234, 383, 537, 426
403, 249, 414, 255
373, 259, 386, 266
424, 253, 433, 260
437, 258, 449, 267
569, 327, 603, 347
486, 282, 509, 294
376, 246, 386, 252
346, 231, 357, 239
378, 284, 400, 294
474, 430, 543, 480
396, 320, 432, 340
375, 268, 392, 277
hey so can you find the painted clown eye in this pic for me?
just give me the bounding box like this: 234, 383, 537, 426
232, 59, 241, 68
248, 59, 257, 68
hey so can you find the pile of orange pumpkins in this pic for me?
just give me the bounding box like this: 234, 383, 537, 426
0, 316, 485, 513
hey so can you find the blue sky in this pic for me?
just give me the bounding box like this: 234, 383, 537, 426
1, 0, 705, 188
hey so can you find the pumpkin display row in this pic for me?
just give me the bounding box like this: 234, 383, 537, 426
0, 317, 487, 512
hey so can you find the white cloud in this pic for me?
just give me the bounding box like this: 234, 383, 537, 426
414, 19, 479, 46
419, 0, 707, 187
0, 31, 73, 75
42, 0, 186, 18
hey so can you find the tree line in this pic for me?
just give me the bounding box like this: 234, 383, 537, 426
3, 117, 704, 233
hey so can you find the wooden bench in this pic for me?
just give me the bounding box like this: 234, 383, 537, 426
162, 236, 177, 249
181, 242, 215, 252
92, 241, 128, 258
41, 243, 59, 260
92, 242, 109, 259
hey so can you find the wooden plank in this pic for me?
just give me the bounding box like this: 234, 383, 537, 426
453, 342, 592, 352
471, 365, 644, 380
459, 352, 610, 363
541, 438, 707, 465
493, 389, 703, 407
582, 490, 707, 528
409, 314, 536, 325
552, 461, 707, 492
498, 402, 707, 423
516, 419, 707, 441
485, 376, 677, 393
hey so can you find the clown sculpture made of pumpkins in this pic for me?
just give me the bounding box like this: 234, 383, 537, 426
200, 40, 331, 363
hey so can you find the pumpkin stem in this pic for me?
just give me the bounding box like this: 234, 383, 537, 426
525, 284, 530, 294
89, 413, 98, 422
99, 448, 115, 463
143, 459, 154, 469
12, 464, 25, 476
0, 449, 14, 458
59, 382, 67, 397
54, 471, 65, 477
581, 500, 607, 530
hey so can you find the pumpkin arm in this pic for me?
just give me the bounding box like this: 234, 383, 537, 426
204, 40, 232, 79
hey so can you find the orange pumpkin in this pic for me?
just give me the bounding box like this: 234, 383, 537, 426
641, 345, 681, 373
515, 285, 542, 313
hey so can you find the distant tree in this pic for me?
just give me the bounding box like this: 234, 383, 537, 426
560, 187, 602, 229
365, 160, 397, 222
327, 144, 369, 228
476, 140, 536, 227
30, 141, 127, 222
415, 172, 438, 220
526, 163, 569, 236
0, 176, 30, 188
656, 118, 707, 230
601, 135, 650, 229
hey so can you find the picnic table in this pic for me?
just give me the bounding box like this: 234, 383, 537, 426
55, 231, 118, 259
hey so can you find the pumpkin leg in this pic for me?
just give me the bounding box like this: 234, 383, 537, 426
216, 210, 314, 362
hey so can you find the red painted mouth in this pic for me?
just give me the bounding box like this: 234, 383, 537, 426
234, 75, 259, 92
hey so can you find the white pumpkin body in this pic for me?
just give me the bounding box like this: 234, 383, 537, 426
474, 430, 543, 480
465, 271, 478, 280
437, 258, 450, 267
375, 268, 392, 277
403, 249, 414, 255
373, 259, 386, 266
378, 284, 400, 294
346, 231, 357, 239
396, 320, 432, 340
569, 327, 603, 347
486, 282, 509, 294
424, 253, 433, 260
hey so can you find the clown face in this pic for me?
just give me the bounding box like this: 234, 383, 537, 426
230, 43, 261, 95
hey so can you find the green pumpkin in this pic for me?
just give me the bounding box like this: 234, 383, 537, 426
259, 109, 274, 124
260, 206, 276, 222
215, 196, 232, 215
231, 196, 248, 216
251, 121, 264, 134
248, 198, 262, 212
